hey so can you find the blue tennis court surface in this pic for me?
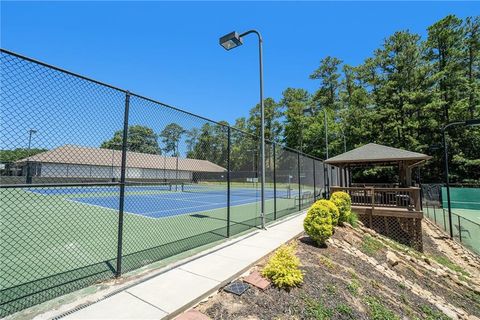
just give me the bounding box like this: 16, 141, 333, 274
28, 185, 294, 219
27, 184, 172, 195
71, 193, 257, 218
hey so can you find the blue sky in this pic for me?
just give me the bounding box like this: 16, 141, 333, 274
1, 1, 476, 126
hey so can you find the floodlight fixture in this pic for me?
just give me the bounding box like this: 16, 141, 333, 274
219, 32, 243, 50
465, 119, 480, 127
219, 29, 266, 230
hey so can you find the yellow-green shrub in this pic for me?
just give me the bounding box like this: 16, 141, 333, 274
303, 200, 334, 245
330, 191, 352, 224
318, 199, 340, 226
261, 244, 303, 289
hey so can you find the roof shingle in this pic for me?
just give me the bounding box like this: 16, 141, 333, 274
18, 145, 226, 172
324, 143, 431, 165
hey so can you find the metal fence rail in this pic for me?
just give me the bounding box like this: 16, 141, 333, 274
421, 183, 480, 256
0, 49, 331, 316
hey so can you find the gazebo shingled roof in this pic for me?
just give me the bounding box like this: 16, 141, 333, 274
324, 143, 431, 166
325, 143, 431, 187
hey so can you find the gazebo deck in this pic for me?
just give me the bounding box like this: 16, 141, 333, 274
330, 186, 424, 251
331, 186, 423, 218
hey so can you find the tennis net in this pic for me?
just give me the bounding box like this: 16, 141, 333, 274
181, 182, 293, 198
124, 181, 173, 192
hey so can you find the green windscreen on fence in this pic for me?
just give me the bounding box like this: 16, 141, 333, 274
441, 187, 480, 210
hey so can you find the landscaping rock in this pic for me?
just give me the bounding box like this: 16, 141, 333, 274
243, 271, 270, 290
386, 251, 401, 267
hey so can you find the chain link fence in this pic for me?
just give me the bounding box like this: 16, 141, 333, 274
421, 183, 480, 255
0, 49, 330, 316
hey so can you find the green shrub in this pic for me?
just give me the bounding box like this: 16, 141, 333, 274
330, 191, 352, 224
303, 201, 334, 245
261, 244, 303, 289
346, 212, 359, 228
319, 199, 340, 226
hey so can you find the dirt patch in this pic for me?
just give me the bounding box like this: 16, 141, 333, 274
196, 222, 480, 320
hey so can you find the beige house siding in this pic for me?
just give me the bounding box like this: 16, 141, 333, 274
18, 145, 225, 180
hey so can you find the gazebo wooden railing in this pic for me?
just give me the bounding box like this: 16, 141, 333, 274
331, 186, 421, 213
331, 186, 423, 251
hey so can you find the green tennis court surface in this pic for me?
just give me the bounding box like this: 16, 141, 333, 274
424, 205, 480, 256
0, 183, 314, 316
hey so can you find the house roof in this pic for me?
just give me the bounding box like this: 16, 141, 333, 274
17, 145, 226, 172
324, 143, 431, 166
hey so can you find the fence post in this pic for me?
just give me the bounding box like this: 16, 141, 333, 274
324, 164, 329, 198
297, 153, 301, 211
457, 215, 462, 242
273, 143, 277, 220
227, 127, 231, 237
116, 91, 130, 277
443, 209, 447, 232
313, 158, 316, 201
25, 161, 33, 184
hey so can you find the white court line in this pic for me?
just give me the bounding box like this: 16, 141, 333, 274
140, 197, 280, 220
129, 193, 226, 205
66, 198, 161, 221
127, 192, 265, 207
132, 195, 265, 216
67, 191, 280, 221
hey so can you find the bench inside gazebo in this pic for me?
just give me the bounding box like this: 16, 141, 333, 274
325, 143, 432, 251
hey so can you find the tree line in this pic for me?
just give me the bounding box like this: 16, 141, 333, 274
5, 15, 476, 184
99, 15, 478, 183
233, 14, 479, 183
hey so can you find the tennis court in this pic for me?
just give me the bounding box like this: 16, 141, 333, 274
0, 49, 326, 317
26, 182, 297, 219
422, 185, 480, 256
1, 182, 311, 314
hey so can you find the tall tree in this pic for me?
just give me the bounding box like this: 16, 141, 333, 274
372, 30, 430, 149
426, 15, 466, 123
186, 122, 228, 167
247, 98, 283, 142
101, 125, 160, 154
464, 16, 480, 118
310, 56, 343, 110
159, 123, 185, 156
280, 88, 311, 151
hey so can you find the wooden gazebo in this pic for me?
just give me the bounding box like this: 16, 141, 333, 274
325, 143, 432, 251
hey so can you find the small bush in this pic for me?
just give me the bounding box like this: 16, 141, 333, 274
346, 212, 359, 228
330, 191, 352, 223
320, 199, 340, 226
347, 279, 360, 296
261, 244, 303, 289
303, 201, 334, 246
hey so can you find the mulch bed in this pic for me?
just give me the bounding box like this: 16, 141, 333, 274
196, 226, 480, 320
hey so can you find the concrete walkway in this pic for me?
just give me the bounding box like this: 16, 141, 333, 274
56, 212, 306, 320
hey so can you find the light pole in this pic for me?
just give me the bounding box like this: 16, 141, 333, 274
442, 118, 480, 238
340, 127, 347, 153
220, 30, 266, 229
26, 129, 37, 184
27, 129, 37, 155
